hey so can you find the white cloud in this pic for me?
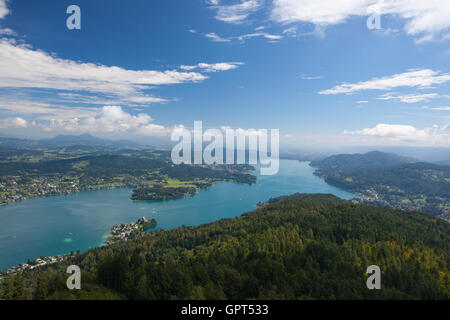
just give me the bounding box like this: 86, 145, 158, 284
0, 0, 9, 19
0, 117, 28, 129
282, 26, 298, 35
0, 38, 243, 108
0, 101, 171, 137
378, 92, 439, 103
42, 106, 170, 136
357, 100, 369, 104
180, 62, 244, 72
0, 27, 16, 36
119, 95, 168, 104
205, 32, 231, 42
235, 127, 266, 137
271, 0, 450, 41
178, 125, 267, 140
320, 69, 450, 95
272, 0, 369, 25
432, 106, 450, 111
0, 39, 207, 98
236, 32, 283, 41
207, 0, 262, 24
135, 123, 170, 136
55, 92, 168, 106
205, 31, 283, 43
80, 106, 152, 133
0, 97, 97, 120
344, 123, 449, 145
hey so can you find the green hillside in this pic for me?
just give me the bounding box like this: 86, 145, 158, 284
311, 152, 450, 219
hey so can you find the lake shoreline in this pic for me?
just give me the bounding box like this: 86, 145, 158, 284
0, 160, 356, 270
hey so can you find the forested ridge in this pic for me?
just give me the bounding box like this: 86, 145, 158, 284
310, 151, 414, 172
1, 194, 448, 300
311, 152, 450, 219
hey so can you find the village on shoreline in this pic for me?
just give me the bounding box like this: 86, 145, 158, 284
0, 216, 157, 279
105, 216, 157, 245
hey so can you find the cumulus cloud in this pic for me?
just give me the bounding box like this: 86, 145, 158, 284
344, 123, 449, 145
320, 69, 450, 95
180, 62, 244, 72
207, 0, 262, 24
0, 117, 28, 129
81, 106, 152, 132
0, 98, 170, 137
271, 0, 450, 41
42, 106, 170, 136
272, 0, 370, 25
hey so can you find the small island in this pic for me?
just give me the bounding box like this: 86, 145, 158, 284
105, 217, 157, 245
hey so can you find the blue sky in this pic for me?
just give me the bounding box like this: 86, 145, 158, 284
0, 0, 449, 148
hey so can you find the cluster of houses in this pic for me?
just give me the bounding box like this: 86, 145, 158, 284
0, 176, 80, 205
106, 217, 155, 245
0, 175, 141, 205
0, 255, 65, 277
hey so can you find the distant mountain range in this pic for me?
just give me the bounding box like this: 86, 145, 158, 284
0, 134, 146, 150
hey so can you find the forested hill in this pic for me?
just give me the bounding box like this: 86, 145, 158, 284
437, 159, 450, 166
310, 151, 414, 173
1, 194, 448, 300
311, 152, 450, 219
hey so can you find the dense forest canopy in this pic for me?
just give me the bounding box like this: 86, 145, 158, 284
1, 194, 448, 300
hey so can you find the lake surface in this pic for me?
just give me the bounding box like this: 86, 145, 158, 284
0, 160, 355, 270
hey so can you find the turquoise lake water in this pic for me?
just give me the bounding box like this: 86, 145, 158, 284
0, 160, 355, 270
